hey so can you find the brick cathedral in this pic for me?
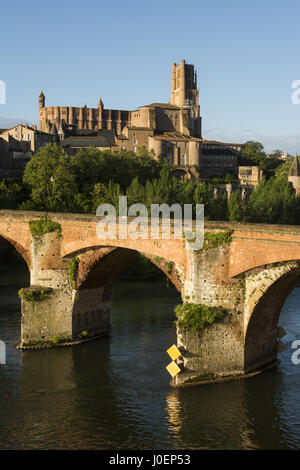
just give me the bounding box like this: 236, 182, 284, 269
38, 60, 238, 180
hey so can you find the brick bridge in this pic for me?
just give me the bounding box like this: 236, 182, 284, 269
2, 210, 300, 386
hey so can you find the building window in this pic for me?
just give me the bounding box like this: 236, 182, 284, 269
181, 154, 186, 165
133, 146, 137, 153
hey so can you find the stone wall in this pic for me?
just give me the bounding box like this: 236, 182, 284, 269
175, 314, 244, 385
21, 287, 74, 346
174, 242, 245, 385
72, 287, 110, 339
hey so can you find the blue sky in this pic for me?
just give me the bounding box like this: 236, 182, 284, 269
1, 0, 300, 153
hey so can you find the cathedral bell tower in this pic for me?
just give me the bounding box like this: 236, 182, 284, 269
170, 60, 202, 138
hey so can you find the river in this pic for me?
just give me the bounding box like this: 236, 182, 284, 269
0, 256, 300, 450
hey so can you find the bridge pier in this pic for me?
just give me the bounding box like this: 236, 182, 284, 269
20, 285, 110, 348
19, 231, 110, 348
172, 242, 285, 386
20, 231, 74, 347
172, 244, 247, 386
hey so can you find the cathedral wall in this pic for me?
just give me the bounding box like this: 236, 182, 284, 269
39, 105, 130, 133
155, 108, 181, 132
130, 107, 151, 128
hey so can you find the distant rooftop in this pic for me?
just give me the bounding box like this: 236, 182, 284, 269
141, 102, 180, 110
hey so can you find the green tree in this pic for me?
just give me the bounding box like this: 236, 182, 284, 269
71, 193, 91, 214
239, 141, 282, 177
178, 180, 195, 205
193, 182, 214, 219
228, 191, 244, 222
144, 167, 180, 209
247, 176, 296, 224
209, 193, 228, 221
23, 143, 77, 212
239, 141, 267, 167
91, 181, 123, 214
0, 179, 25, 209
126, 176, 145, 206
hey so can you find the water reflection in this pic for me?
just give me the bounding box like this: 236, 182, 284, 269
164, 382, 259, 449
165, 390, 182, 435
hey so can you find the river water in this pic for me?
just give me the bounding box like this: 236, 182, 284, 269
1, 257, 300, 450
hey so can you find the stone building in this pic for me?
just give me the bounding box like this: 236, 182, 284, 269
38, 59, 244, 180
38, 60, 204, 174
60, 130, 119, 155
0, 124, 54, 178
209, 165, 263, 201
39, 60, 202, 140
200, 141, 239, 178
39, 93, 130, 136
238, 165, 263, 198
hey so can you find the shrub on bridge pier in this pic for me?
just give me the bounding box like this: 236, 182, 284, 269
175, 303, 228, 332
18, 286, 52, 302
202, 230, 234, 250
69, 257, 79, 289
29, 217, 62, 238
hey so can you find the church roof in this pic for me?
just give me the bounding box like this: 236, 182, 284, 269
74, 129, 116, 145
50, 123, 59, 142
142, 102, 180, 110
0, 123, 47, 135
61, 138, 111, 148
61, 129, 117, 148
50, 123, 58, 136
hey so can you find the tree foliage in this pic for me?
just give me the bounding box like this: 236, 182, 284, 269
23, 144, 76, 211
228, 191, 244, 222
0, 142, 297, 227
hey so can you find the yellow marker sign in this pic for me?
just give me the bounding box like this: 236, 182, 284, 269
166, 361, 181, 377
167, 344, 181, 361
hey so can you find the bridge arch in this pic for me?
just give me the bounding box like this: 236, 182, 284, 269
71, 245, 184, 293
244, 261, 300, 372
171, 167, 192, 181
0, 215, 32, 268
67, 245, 184, 339
0, 236, 30, 346
229, 227, 300, 278
0, 233, 30, 268
62, 237, 186, 269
